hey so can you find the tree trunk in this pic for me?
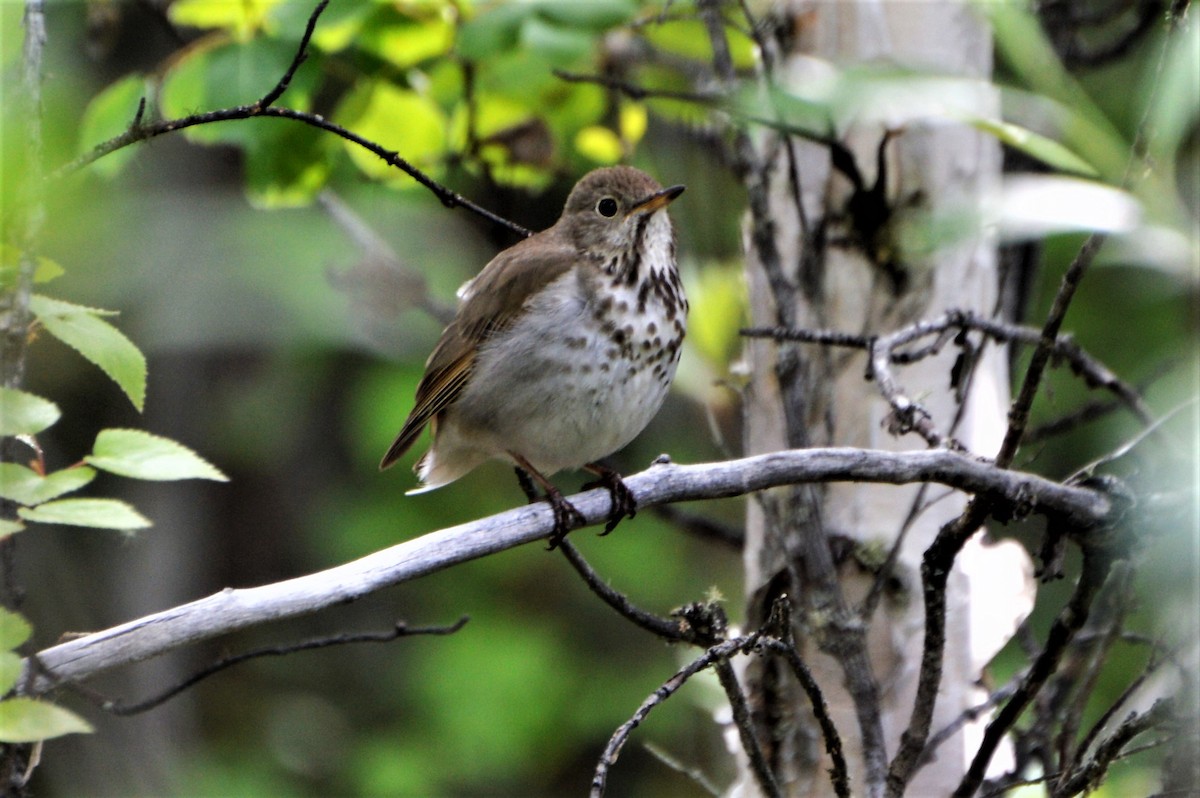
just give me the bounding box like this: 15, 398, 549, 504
738, 3, 1033, 795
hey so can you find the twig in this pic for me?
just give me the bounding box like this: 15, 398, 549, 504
714, 656, 782, 798
256, 0, 326, 110
50, 617, 467, 716
918, 677, 1023, 771
743, 308, 1158, 448
757, 637, 851, 798
591, 634, 758, 798
953, 545, 1115, 797
1052, 700, 1170, 797
641, 742, 721, 796
556, 539, 688, 642
651, 504, 744, 550
552, 69, 721, 103
50, 1, 531, 239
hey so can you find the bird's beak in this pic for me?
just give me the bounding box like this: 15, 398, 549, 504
627, 184, 685, 217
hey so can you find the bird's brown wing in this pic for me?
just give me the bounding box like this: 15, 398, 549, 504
379, 231, 579, 470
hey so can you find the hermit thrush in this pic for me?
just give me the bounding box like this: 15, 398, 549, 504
380, 166, 686, 548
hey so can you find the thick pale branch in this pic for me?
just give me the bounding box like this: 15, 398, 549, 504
22, 448, 1113, 694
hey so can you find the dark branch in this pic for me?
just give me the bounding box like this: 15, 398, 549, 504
557, 539, 690, 642
256, 0, 326, 109
758, 637, 851, 798
52, 617, 467, 716
50, 1, 531, 239
954, 546, 1114, 796
590, 634, 759, 798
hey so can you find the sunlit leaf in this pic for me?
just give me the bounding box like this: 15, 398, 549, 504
574, 125, 622, 163
359, 9, 454, 69
0, 653, 20, 695
0, 245, 64, 291
0, 698, 93, 743
169, 0, 285, 40
86, 428, 228, 482
0, 463, 97, 506
334, 80, 446, 183
686, 264, 747, 368
78, 74, 149, 178
30, 295, 146, 412
0, 520, 22, 537
970, 117, 1096, 176
990, 175, 1141, 240
0, 608, 32, 650
619, 103, 648, 146
0, 387, 60, 436
640, 18, 757, 69
19, 498, 152, 531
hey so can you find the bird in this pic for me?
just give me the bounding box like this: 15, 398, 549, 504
380, 165, 686, 549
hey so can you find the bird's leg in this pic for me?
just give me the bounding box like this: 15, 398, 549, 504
582, 462, 637, 535
509, 452, 585, 550
513, 466, 539, 503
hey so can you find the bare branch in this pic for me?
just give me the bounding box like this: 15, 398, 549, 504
591, 634, 758, 798
715, 656, 782, 798
757, 637, 851, 798
954, 545, 1115, 797
557, 539, 690, 642
21, 448, 1115, 695
46, 617, 468, 716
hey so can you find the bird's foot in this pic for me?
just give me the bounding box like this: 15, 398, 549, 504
514, 466, 539, 503
583, 463, 637, 536
544, 487, 586, 551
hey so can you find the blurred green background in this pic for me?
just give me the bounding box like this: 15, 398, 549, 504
2, 1, 1196, 796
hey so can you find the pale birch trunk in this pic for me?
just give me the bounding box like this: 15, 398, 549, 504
737, 3, 1033, 795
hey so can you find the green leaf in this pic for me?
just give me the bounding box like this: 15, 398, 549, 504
0, 698, 93, 743
359, 8, 454, 69
0, 608, 32, 650
160, 37, 318, 146
457, 4, 528, 60
0, 519, 22, 537
969, 117, 1097, 176
86, 429, 228, 482
0, 387, 61, 436
574, 125, 622, 163
19, 499, 152, 531
243, 121, 332, 208
30, 295, 147, 412
169, 0, 285, 39
534, 0, 637, 30
334, 80, 446, 183
1, 244, 64, 290
518, 16, 595, 65
0, 652, 20, 695
0, 463, 97, 506
78, 74, 149, 178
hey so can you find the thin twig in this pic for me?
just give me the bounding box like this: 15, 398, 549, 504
715, 656, 781, 798
50, 1, 530, 239
48, 617, 467, 716
953, 546, 1114, 797
590, 634, 758, 798
757, 637, 851, 798
557, 539, 688, 642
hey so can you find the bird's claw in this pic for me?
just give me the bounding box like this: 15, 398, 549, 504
582, 467, 638, 536
545, 490, 586, 551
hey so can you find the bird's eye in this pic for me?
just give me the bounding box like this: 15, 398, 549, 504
596, 197, 619, 217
